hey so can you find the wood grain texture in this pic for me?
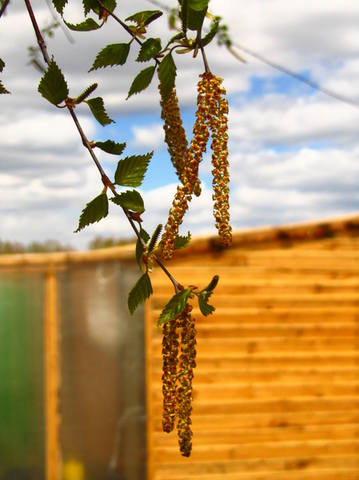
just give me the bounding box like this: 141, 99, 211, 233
145, 216, 359, 479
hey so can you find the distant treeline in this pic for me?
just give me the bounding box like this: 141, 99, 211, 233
0, 236, 135, 254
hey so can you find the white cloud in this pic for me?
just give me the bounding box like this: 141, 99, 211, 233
2, 0, 359, 250
131, 123, 164, 150
229, 95, 359, 149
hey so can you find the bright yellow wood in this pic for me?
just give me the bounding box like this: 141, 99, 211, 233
44, 268, 61, 480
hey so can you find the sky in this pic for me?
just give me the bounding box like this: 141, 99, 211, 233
1, 0, 359, 249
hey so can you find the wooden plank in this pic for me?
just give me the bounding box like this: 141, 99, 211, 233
152, 293, 359, 310
150, 307, 359, 324
0, 244, 136, 268
151, 275, 359, 289
152, 353, 359, 370
152, 396, 359, 415
152, 337, 359, 355
151, 368, 359, 384
151, 382, 359, 401
153, 423, 359, 446
155, 468, 359, 480
154, 438, 359, 462
44, 268, 61, 480
152, 410, 359, 431
153, 284, 359, 297
151, 266, 359, 281
155, 455, 359, 478
152, 322, 359, 338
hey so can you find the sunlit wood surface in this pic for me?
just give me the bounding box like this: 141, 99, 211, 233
146, 216, 359, 480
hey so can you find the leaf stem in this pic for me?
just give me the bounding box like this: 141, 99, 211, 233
97, 0, 161, 66
155, 259, 181, 293
198, 36, 211, 74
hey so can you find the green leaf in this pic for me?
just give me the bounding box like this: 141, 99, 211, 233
90, 43, 130, 71
74, 83, 98, 104
0, 59, 9, 93
158, 53, 176, 103
114, 152, 152, 187
128, 272, 153, 314
99, 0, 116, 12
52, 0, 68, 15
198, 294, 215, 316
0, 80, 10, 95
82, 0, 116, 16
82, 0, 97, 15
94, 140, 126, 155
38, 59, 69, 105
174, 232, 191, 250
148, 224, 162, 253
64, 18, 102, 31
136, 228, 150, 267
127, 66, 156, 99
182, 0, 209, 32
111, 190, 144, 212
136, 38, 162, 62
201, 275, 219, 293
197, 275, 219, 316
126, 10, 162, 26
201, 17, 220, 47
75, 193, 108, 233
158, 289, 192, 326
188, 0, 209, 12
85, 97, 114, 126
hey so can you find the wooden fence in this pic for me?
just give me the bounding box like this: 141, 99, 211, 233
1, 215, 359, 479
145, 216, 359, 480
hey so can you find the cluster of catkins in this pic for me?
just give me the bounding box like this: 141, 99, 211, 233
159, 73, 232, 260
162, 303, 196, 457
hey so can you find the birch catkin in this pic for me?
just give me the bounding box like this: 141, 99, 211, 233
159, 73, 231, 259
162, 316, 180, 433
160, 88, 188, 185
204, 73, 232, 246
176, 304, 196, 457
159, 76, 211, 259
161, 303, 197, 457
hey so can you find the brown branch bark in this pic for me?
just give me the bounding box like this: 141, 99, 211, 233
24, 0, 180, 292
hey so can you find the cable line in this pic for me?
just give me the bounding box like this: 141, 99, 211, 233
146, 0, 359, 110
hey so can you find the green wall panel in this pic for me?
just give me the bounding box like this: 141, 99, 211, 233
0, 274, 45, 480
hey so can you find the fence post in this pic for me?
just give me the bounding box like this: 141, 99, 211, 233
44, 266, 61, 480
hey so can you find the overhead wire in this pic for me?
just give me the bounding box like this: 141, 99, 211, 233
146, 0, 359, 110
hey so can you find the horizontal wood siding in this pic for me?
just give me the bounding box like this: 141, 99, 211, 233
146, 231, 359, 479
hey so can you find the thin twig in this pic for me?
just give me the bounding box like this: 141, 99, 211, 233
24, 0, 51, 64
97, 1, 142, 47
24, 0, 181, 291
0, 0, 10, 18
97, 0, 162, 66
67, 106, 112, 186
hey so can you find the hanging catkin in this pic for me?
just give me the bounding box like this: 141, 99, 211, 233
176, 304, 197, 457
160, 86, 202, 196
159, 73, 232, 259
161, 316, 180, 433
161, 303, 197, 457
159, 75, 212, 259
203, 73, 232, 246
